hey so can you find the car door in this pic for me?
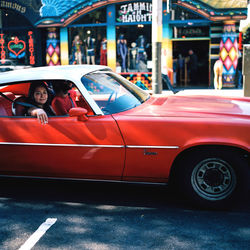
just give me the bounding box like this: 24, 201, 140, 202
0, 114, 125, 180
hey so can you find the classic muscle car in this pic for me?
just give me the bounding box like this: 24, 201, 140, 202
0, 65, 249, 208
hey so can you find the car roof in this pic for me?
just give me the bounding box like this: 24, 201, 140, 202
0, 65, 111, 84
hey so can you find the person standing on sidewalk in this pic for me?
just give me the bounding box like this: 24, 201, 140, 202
188, 50, 198, 85
213, 59, 223, 90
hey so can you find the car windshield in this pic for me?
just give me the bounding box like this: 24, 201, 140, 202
81, 71, 150, 115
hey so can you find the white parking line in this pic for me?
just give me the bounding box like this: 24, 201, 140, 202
19, 218, 57, 250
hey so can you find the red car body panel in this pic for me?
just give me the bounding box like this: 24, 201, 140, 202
113, 96, 250, 182
0, 116, 125, 180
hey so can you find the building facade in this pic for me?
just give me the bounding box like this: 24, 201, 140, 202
0, 0, 248, 89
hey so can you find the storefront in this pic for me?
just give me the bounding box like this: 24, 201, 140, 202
0, 0, 248, 89
0, 1, 44, 67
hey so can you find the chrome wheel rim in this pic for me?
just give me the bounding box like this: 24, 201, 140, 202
191, 158, 236, 201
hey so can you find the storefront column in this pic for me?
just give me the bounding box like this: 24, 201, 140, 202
107, 4, 116, 71
219, 21, 238, 87
60, 27, 69, 65
162, 3, 172, 83
46, 28, 61, 66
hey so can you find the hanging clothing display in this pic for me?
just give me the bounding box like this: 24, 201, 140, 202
100, 38, 107, 65
117, 35, 128, 72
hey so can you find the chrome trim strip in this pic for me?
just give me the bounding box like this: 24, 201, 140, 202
0, 142, 124, 148
0, 175, 168, 186
126, 145, 179, 149
0, 142, 179, 149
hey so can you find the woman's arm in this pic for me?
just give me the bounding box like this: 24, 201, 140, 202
28, 107, 48, 124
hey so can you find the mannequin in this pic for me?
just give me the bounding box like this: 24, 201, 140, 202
130, 42, 137, 70
85, 35, 95, 64
100, 37, 107, 65
117, 34, 128, 72
72, 35, 83, 64
136, 35, 147, 63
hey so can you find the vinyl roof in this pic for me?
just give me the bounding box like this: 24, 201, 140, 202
0, 65, 110, 84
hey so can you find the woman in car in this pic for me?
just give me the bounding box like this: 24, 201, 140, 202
26, 81, 55, 124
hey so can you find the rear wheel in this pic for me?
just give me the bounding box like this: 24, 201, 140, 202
177, 149, 248, 208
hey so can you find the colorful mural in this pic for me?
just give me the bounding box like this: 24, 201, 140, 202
174, 0, 247, 20
46, 28, 60, 66
219, 22, 239, 86
37, 0, 119, 26
121, 72, 152, 90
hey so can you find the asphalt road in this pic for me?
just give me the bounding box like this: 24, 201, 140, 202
0, 179, 249, 250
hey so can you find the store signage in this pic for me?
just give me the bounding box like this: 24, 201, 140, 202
0, 1, 26, 14
175, 27, 209, 38
28, 31, 35, 65
117, 2, 152, 23
0, 34, 6, 62
8, 37, 26, 58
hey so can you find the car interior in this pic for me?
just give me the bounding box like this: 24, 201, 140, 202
0, 81, 94, 117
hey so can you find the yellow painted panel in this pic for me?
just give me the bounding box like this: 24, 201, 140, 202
107, 40, 116, 71
60, 42, 69, 65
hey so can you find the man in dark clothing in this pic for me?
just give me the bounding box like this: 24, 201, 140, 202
188, 49, 198, 85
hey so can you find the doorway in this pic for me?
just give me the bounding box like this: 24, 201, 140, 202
173, 40, 210, 87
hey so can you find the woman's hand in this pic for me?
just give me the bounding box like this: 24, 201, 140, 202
30, 108, 48, 124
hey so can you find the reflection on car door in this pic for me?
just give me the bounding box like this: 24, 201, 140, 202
0, 115, 125, 180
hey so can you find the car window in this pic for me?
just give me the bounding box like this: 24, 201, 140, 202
0, 80, 93, 117
81, 72, 149, 115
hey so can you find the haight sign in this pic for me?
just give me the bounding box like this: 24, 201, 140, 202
117, 2, 152, 23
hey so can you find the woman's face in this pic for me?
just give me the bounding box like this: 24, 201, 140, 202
34, 86, 48, 105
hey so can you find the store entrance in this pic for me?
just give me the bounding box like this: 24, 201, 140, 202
173, 40, 210, 87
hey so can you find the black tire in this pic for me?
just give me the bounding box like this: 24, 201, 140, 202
177, 149, 248, 209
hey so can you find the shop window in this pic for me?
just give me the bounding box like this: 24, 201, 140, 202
0, 9, 35, 66
116, 25, 151, 73
0, 31, 36, 66
68, 26, 106, 65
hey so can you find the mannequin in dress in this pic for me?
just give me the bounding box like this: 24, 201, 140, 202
72, 35, 83, 64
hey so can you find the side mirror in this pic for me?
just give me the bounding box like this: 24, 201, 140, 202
69, 107, 88, 121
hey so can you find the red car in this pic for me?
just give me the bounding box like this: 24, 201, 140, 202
0, 65, 249, 208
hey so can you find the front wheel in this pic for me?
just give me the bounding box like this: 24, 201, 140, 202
177, 149, 248, 208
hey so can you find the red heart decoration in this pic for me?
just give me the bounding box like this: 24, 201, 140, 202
8, 37, 26, 57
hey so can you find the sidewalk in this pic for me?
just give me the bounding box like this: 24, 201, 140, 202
169, 88, 244, 97
151, 88, 245, 97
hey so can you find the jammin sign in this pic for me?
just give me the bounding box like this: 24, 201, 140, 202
117, 2, 152, 23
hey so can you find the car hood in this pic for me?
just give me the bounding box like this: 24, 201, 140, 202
123, 95, 250, 118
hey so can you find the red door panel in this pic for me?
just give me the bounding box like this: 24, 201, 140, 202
0, 115, 125, 180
